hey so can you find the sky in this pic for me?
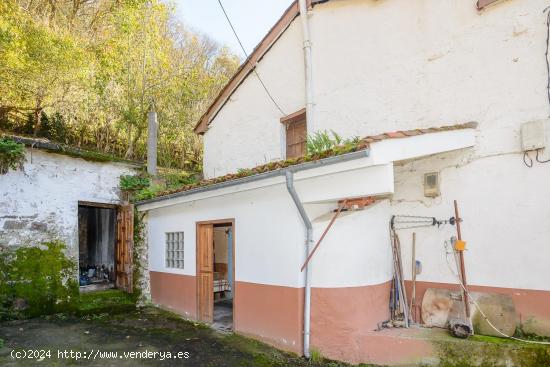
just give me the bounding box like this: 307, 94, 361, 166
172, 0, 294, 57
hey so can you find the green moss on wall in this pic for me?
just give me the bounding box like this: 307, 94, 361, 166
0, 241, 78, 319
434, 337, 550, 367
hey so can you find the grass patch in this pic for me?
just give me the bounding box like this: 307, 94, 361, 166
309, 348, 323, 364
77, 289, 136, 316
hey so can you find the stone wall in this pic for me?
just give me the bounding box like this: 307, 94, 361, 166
0, 148, 136, 260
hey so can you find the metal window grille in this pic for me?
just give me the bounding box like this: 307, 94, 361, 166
165, 232, 184, 269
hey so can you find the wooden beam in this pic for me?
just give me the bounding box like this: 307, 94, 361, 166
338, 197, 375, 210
78, 201, 118, 209
477, 0, 501, 10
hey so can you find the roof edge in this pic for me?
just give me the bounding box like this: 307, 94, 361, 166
136, 148, 370, 207
2, 132, 143, 167
194, 0, 328, 135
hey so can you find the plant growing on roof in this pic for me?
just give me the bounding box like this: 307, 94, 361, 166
120, 175, 150, 192
0, 138, 26, 174
306, 130, 360, 156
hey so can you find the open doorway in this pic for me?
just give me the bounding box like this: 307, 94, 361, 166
197, 220, 234, 331
78, 202, 116, 292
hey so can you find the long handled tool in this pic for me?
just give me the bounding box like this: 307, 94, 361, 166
409, 232, 418, 323
390, 228, 410, 328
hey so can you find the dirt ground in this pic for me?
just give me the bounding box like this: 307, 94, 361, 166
0, 307, 353, 367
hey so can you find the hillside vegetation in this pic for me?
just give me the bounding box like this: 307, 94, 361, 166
0, 0, 239, 170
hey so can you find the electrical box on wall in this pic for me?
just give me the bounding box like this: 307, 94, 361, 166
424, 172, 440, 198
521, 120, 546, 151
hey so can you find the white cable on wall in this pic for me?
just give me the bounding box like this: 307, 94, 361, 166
443, 240, 550, 345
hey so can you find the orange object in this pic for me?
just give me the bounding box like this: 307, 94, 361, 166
454, 240, 466, 251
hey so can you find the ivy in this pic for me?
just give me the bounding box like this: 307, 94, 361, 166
0, 138, 26, 174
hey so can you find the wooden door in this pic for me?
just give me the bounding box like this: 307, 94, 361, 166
116, 204, 134, 293
197, 223, 214, 322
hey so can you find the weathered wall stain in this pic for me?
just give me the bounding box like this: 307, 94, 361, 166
0, 149, 136, 260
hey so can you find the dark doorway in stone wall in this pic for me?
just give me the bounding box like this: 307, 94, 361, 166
78, 202, 117, 292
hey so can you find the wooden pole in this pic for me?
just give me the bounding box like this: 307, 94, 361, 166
394, 231, 410, 328
454, 200, 470, 318
300, 200, 347, 272
409, 232, 416, 323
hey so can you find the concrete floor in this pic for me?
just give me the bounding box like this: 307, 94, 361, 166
212, 299, 233, 332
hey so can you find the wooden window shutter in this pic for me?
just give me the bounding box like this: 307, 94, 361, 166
282, 109, 307, 159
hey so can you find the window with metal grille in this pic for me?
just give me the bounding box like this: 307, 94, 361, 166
165, 232, 184, 269
282, 108, 307, 158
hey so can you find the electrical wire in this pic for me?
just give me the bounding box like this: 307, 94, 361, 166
216, 0, 287, 116
536, 148, 550, 163
544, 6, 550, 112
443, 241, 550, 345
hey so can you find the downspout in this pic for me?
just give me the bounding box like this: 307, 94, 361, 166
285, 170, 312, 358
299, 0, 314, 133
297, 1, 314, 356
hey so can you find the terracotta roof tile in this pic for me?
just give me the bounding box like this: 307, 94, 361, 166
144, 122, 478, 201
402, 130, 422, 136
386, 131, 407, 138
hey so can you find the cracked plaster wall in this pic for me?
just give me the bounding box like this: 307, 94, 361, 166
0, 149, 136, 260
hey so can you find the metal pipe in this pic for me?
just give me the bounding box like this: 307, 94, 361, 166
285, 170, 312, 358
298, 0, 314, 133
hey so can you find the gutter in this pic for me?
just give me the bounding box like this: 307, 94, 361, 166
136, 149, 370, 208
285, 170, 313, 358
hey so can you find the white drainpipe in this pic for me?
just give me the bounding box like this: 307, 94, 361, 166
299, 0, 314, 134
297, 0, 314, 358
285, 170, 313, 358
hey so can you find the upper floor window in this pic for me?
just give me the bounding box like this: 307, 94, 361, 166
282, 108, 307, 159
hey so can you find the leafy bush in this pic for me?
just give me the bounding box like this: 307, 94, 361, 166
120, 175, 150, 192
0, 241, 78, 319
306, 130, 359, 156
163, 171, 199, 190
134, 184, 164, 201
0, 138, 26, 174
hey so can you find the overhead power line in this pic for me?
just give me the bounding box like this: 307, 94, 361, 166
216, 0, 287, 116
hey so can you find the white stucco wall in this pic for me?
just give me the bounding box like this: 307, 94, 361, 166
202, 17, 305, 178
146, 184, 308, 287
197, 0, 550, 292
391, 147, 550, 291
203, 0, 549, 173
0, 149, 136, 258
145, 169, 394, 289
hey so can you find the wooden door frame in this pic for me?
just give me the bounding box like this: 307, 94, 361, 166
196, 218, 235, 328
77, 201, 124, 292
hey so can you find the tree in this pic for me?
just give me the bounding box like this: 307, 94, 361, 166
0, 0, 239, 169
